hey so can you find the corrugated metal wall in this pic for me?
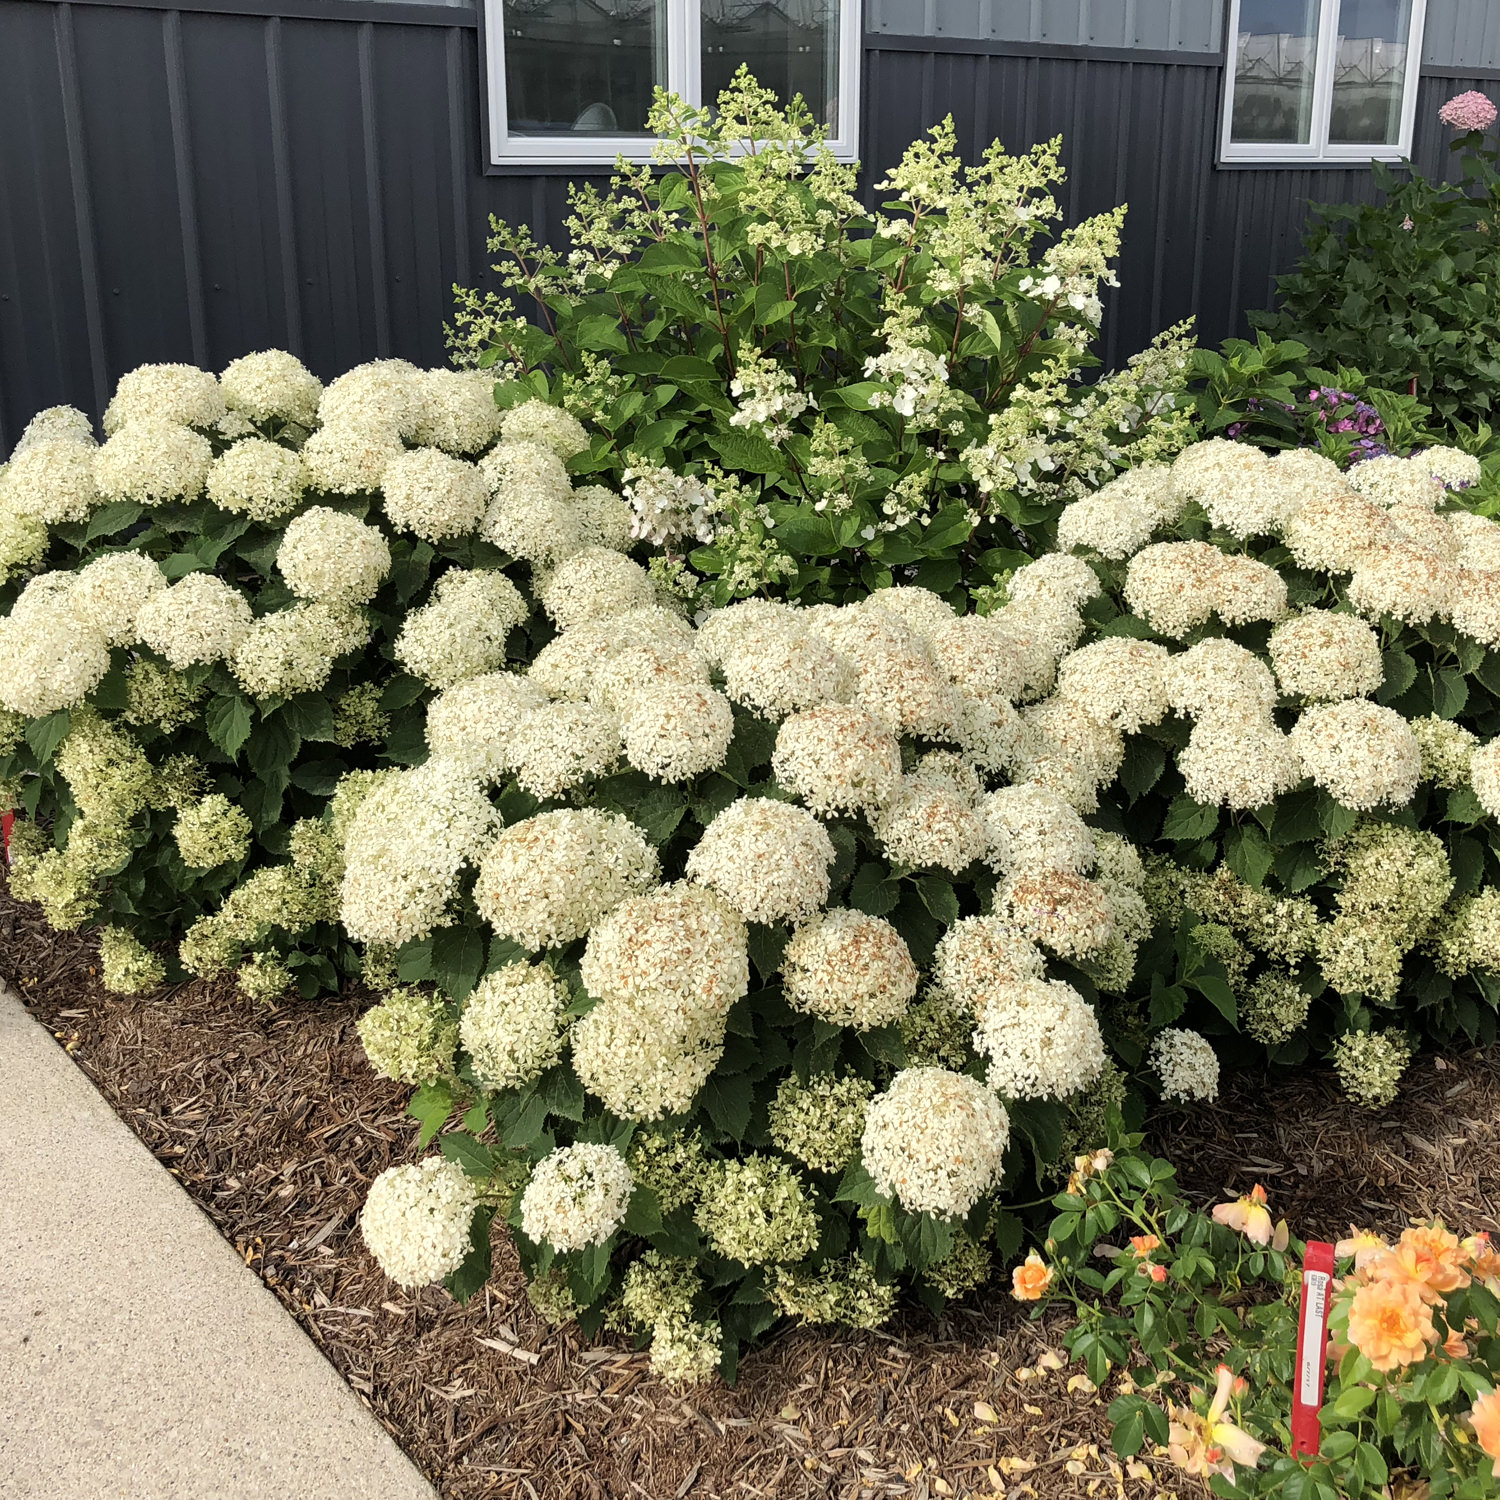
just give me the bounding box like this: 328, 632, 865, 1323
0, 0, 1494, 449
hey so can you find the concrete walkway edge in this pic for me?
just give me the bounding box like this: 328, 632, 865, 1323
0, 982, 440, 1500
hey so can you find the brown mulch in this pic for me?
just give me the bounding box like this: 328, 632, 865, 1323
2, 878, 1496, 1500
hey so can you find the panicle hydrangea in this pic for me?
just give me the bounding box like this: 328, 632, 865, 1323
862, 1068, 1009, 1219
0, 438, 100, 524
970, 976, 1106, 1099
694, 1156, 819, 1266
103, 363, 225, 434
173, 793, 253, 869
982, 783, 1095, 875
619, 464, 716, 548
340, 758, 498, 946
497, 398, 588, 459
231, 603, 368, 698
766, 1258, 897, 1329
509, 700, 622, 799
135, 572, 254, 669
767, 1072, 876, 1174
1054, 637, 1171, 732
394, 568, 527, 688
620, 683, 735, 781
205, 437, 307, 521
301, 421, 405, 496
474, 808, 659, 951
1149, 1027, 1220, 1102
1290, 699, 1421, 811
93, 418, 213, 505
998, 868, 1116, 960
456, 960, 567, 1092
779, 908, 919, 1029
98, 926, 166, 995
932, 914, 1047, 1012
1330, 1029, 1412, 1109
772, 704, 903, 813
412, 369, 506, 455
424, 671, 547, 781
357, 987, 458, 1086
276, 506, 391, 605
520, 1143, 633, 1251
69, 552, 168, 646
1410, 715, 1478, 788
728, 346, 816, 443
874, 775, 989, 872
1268, 610, 1383, 701
1177, 712, 1304, 810
361, 1157, 477, 1288
538, 547, 657, 631
219, 350, 323, 428
1242, 971, 1312, 1047
1470, 738, 1500, 819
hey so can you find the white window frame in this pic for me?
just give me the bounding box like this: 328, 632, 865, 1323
483, 0, 862, 168
1219, 0, 1428, 166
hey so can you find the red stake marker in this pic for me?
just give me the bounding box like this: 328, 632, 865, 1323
1292, 1240, 1336, 1459
1, 810, 12, 865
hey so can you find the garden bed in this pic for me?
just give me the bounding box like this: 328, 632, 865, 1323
5, 875, 1495, 1500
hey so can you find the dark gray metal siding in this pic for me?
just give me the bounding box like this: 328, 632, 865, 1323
0, 0, 1492, 450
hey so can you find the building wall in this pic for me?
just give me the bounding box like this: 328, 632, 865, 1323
0, 0, 1495, 449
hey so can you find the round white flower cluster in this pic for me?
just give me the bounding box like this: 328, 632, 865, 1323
874, 768, 989, 872
998, 867, 1117, 960
932, 915, 1047, 1011
1054, 637, 1170, 733
276, 506, 391, 605
360, 1157, 477, 1288
231, 603, 369, 698
103, 363, 226, 434
1347, 454, 1446, 510
135, 573, 254, 669
1, 439, 100, 525
424, 671, 547, 781
318, 359, 423, 436
498, 398, 589, 460
383, 448, 488, 542
173, 793, 253, 869
70, 552, 168, 646
772, 704, 903, 813
694, 1156, 819, 1265
1124, 541, 1286, 638
766, 1072, 875, 1173
219, 349, 323, 429
205, 438, 307, 521
94, 418, 213, 506
1149, 1027, 1220, 1102
301, 420, 404, 496
1054, 462, 1181, 558
480, 441, 580, 563
394, 568, 527, 688
459, 961, 570, 1092
971, 975, 1107, 1099
0, 587, 112, 717
861, 1068, 1010, 1219
1289, 699, 1421, 811
13, 405, 96, 454
780, 909, 918, 1029
1267, 610, 1383, 702
474, 809, 659, 951
412, 369, 506, 456
1473, 738, 1500, 820
509, 700, 623, 799
520, 1142, 633, 1252
685, 796, 834, 924
982, 783, 1095, 875
621, 684, 735, 782
1413, 445, 1483, 491
538, 548, 657, 631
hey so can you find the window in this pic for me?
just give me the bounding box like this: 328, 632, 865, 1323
1220, 0, 1427, 164
483, 0, 861, 167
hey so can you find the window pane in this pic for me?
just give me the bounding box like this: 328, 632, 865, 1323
1230, 0, 1322, 144
503, 0, 665, 137
701, 0, 840, 132
1329, 0, 1412, 144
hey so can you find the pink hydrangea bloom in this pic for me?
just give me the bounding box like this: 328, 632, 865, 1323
1439, 91, 1498, 132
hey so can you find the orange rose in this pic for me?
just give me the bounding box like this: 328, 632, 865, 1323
1212, 1185, 1273, 1246
1336, 1226, 1389, 1271
1011, 1250, 1053, 1302
1130, 1234, 1161, 1257
1470, 1390, 1500, 1479
1464, 1233, 1500, 1292
1375, 1221, 1469, 1303
1346, 1277, 1437, 1372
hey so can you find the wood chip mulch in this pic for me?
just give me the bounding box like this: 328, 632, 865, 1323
2, 877, 1496, 1500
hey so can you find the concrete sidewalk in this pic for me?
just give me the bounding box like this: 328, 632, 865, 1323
0, 983, 440, 1500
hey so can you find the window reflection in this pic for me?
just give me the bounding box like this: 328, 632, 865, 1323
701, 0, 839, 132
503, 0, 665, 136
1230, 0, 1322, 144
1329, 0, 1411, 144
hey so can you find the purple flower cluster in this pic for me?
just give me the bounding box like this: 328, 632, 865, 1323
1306, 386, 1389, 462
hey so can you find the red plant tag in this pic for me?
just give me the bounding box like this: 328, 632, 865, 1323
1292, 1240, 1336, 1458
1, 810, 12, 866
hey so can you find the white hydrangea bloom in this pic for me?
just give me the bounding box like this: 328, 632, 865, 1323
587, 638, 710, 713
932, 914, 1047, 1011
874, 776, 989, 873
929, 613, 1031, 704
205, 438, 307, 522
779, 908, 918, 1029
0, 603, 110, 716
360, 1157, 477, 1288
1346, 542, 1454, 627
1162, 637, 1278, 719
621, 683, 735, 782
722, 623, 856, 722
955, 691, 1028, 777
1347, 454, 1445, 510
136, 573, 254, 668
173, 793, 253, 869
1121, 541, 1235, 639
1055, 475, 1160, 559
479, 451, 582, 565
103, 363, 226, 434
1014, 696, 1125, 813
69, 552, 167, 646
1054, 637, 1170, 732
527, 607, 695, 702
459, 961, 569, 1091
1267, 610, 1383, 701
997, 868, 1116, 960
971, 976, 1106, 1099
231, 603, 368, 698
425, 671, 548, 781
412, 368, 506, 455
1290, 699, 1421, 811
1388, 502, 1463, 562
498, 398, 589, 460
693, 598, 801, 666
394, 568, 527, 688
93, 418, 213, 506
1413, 445, 1483, 491
219, 349, 323, 428
982, 783, 1095, 875
1453, 568, 1500, 649
1214, 551, 1288, 627
302, 420, 405, 496
687, 796, 835, 924
772, 704, 903, 814
570, 997, 727, 1122
340, 758, 498, 945
0, 507, 50, 584
864, 585, 955, 641
0, 439, 100, 524
1149, 1027, 1220, 1102
1283, 491, 1394, 574
1448, 511, 1500, 573
861, 1068, 1009, 1219
510, 700, 622, 799
1470, 739, 1500, 820
853, 642, 965, 743
1007, 553, 1101, 611
572, 483, 635, 552
521, 1143, 634, 1252
1178, 714, 1304, 811
318, 359, 423, 437
1172, 438, 1303, 537
474, 808, 658, 951
276, 506, 391, 605
537, 547, 657, 631
14, 405, 95, 454
382, 447, 488, 542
